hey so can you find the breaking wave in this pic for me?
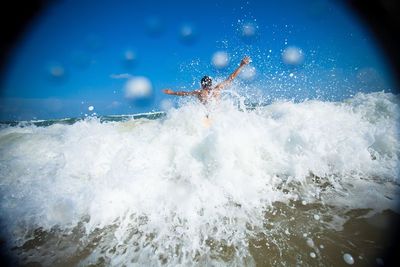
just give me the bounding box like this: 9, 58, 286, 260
0, 92, 399, 266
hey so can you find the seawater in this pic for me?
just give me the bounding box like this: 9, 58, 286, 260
0, 92, 399, 266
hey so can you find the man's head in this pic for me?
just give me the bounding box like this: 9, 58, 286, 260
201, 76, 212, 89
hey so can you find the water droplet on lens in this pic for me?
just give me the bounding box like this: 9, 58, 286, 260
180, 24, 196, 45
212, 51, 229, 69
242, 22, 257, 38
306, 238, 314, 248
376, 258, 384, 266
146, 16, 164, 37
343, 253, 355, 265
124, 77, 153, 99
125, 50, 136, 61
123, 50, 137, 68
282, 46, 304, 65
49, 65, 65, 78
240, 65, 256, 80
160, 99, 173, 111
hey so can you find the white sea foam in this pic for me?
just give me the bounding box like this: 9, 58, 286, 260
0, 92, 399, 266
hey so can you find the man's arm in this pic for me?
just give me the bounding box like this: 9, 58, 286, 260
163, 89, 199, 96
214, 56, 251, 90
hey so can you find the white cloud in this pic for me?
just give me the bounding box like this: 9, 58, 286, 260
110, 73, 132, 79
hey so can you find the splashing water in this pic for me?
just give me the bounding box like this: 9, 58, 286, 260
0, 92, 399, 266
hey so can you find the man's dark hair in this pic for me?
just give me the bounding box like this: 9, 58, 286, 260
201, 76, 212, 88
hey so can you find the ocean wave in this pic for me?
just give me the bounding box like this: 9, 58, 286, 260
0, 92, 399, 266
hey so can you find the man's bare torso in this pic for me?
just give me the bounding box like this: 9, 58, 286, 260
197, 88, 221, 104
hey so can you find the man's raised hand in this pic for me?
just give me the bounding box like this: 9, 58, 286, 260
240, 56, 251, 66
163, 89, 173, 94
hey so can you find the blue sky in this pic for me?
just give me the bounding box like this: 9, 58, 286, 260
0, 0, 395, 121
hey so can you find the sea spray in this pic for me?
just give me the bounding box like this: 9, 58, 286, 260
0, 92, 399, 266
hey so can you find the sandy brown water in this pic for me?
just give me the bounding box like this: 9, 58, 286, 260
4, 200, 398, 267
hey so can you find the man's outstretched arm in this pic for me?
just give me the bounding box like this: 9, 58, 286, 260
215, 56, 251, 90
163, 89, 199, 96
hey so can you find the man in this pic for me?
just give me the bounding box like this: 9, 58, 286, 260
162, 56, 251, 104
